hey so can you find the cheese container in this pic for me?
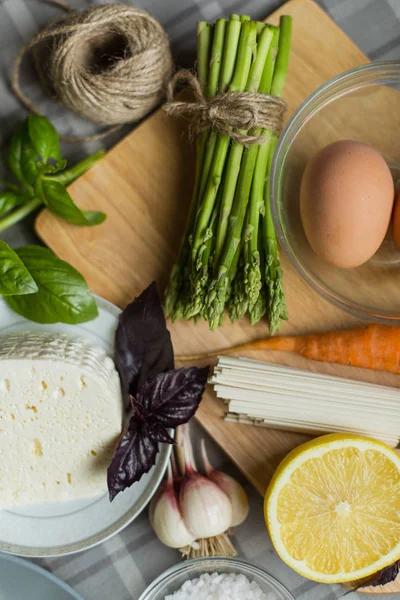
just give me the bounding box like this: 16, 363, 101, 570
0, 296, 170, 557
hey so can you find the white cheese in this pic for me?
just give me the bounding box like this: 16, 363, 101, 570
0, 333, 123, 509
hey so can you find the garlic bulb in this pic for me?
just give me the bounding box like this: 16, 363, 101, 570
149, 424, 245, 559
179, 471, 233, 538
179, 425, 232, 538
201, 439, 249, 527
149, 462, 195, 548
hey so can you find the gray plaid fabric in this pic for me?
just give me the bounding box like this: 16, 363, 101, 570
0, 0, 399, 599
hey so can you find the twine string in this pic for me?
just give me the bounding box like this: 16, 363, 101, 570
12, 0, 173, 143
164, 70, 288, 145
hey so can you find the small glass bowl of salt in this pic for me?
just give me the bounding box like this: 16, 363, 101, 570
138, 557, 295, 600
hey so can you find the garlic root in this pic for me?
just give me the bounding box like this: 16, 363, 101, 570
180, 533, 237, 559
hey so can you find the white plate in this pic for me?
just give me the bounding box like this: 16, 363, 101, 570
0, 553, 84, 600
0, 296, 170, 558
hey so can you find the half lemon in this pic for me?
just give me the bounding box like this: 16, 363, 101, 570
264, 433, 400, 583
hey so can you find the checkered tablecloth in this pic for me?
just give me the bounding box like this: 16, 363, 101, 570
0, 0, 399, 598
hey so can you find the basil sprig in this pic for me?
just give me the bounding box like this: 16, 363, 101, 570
0, 115, 105, 324
0, 241, 98, 324
0, 115, 106, 229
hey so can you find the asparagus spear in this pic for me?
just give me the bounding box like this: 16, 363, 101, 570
219, 15, 242, 88
198, 22, 213, 92
184, 16, 242, 319
229, 18, 291, 330
186, 185, 223, 320
192, 15, 241, 268
206, 26, 275, 330
173, 20, 227, 320
263, 135, 288, 331
190, 20, 257, 270
170, 19, 232, 321
263, 15, 292, 333
196, 13, 245, 321
190, 17, 227, 274
196, 15, 242, 205
208, 19, 227, 94
228, 255, 247, 322
248, 222, 267, 324
226, 239, 241, 307
213, 25, 274, 268
164, 21, 212, 318
207, 143, 260, 330
243, 26, 279, 321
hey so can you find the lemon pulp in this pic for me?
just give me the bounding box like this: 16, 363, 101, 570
265, 434, 400, 583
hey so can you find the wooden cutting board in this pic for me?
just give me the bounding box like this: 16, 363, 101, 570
35, 0, 399, 496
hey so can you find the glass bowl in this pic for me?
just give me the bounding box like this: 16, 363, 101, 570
138, 557, 295, 600
271, 62, 400, 322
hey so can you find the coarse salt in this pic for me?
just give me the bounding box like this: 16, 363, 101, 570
164, 572, 279, 600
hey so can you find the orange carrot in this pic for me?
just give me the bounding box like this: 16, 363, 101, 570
176, 324, 400, 374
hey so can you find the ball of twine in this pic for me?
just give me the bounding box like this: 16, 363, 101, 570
12, 1, 173, 142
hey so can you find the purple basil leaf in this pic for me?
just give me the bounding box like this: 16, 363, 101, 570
148, 422, 175, 444
137, 366, 209, 427
115, 283, 174, 398
357, 561, 400, 590
107, 419, 158, 501
130, 394, 148, 419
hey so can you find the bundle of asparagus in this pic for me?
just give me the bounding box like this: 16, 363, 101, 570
165, 15, 292, 333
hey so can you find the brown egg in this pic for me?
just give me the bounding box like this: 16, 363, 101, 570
300, 140, 394, 268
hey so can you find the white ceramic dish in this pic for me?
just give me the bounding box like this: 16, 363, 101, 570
0, 552, 84, 600
0, 296, 170, 558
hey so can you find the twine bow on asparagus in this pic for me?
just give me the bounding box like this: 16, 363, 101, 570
164, 70, 287, 145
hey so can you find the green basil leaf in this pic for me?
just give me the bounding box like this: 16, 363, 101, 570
0, 191, 25, 217
5, 246, 98, 324
20, 123, 39, 184
27, 115, 61, 162
7, 126, 26, 184
42, 180, 106, 226
0, 241, 38, 296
